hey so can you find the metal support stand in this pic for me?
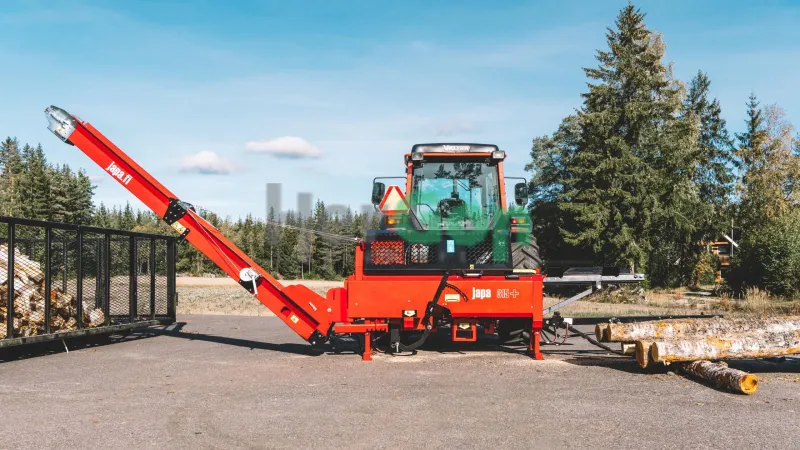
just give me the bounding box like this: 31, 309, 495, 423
362, 331, 372, 361
529, 328, 543, 360
543, 281, 602, 316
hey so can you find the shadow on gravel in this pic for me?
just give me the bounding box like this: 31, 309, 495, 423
160, 322, 323, 356
0, 322, 326, 363
0, 326, 166, 364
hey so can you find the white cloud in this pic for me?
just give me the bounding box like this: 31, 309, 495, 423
244, 136, 322, 159
89, 175, 105, 184
178, 151, 238, 174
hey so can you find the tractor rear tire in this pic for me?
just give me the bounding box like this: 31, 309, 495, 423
497, 318, 532, 344
500, 238, 541, 344
511, 238, 541, 271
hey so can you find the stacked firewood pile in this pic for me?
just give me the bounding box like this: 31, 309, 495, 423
0, 244, 105, 339
596, 316, 800, 395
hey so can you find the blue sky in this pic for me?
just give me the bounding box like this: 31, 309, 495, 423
2, 0, 799, 220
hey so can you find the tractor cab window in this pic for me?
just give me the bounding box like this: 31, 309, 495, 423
410, 160, 500, 229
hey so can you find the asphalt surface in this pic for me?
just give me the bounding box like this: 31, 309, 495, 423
1, 315, 799, 450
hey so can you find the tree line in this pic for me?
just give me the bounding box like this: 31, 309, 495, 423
527, 4, 800, 293
93, 201, 380, 280
0, 135, 379, 280
0, 137, 94, 224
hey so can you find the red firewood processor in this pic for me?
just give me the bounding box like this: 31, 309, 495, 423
44, 105, 643, 361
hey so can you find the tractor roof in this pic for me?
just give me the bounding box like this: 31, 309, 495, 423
410, 143, 499, 154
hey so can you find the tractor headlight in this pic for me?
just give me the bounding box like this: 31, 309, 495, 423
492, 150, 506, 160
411, 152, 424, 161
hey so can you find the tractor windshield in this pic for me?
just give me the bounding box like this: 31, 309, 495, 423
410, 160, 501, 229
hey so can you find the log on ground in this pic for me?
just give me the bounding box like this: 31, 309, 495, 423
651, 330, 800, 364
621, 342, 636, 355
635, 340, 654, 368
605, 316, 800, 342
679, 360, 758, 395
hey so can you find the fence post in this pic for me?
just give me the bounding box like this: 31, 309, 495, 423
44, 227, 52, 335
103, 233, 111, 326
129, 236, 137, 322
150, 238, 156, 319
62, 240, 67, 293
167, 238, 176, 320
95, 238, 103, 309
7, 223, 15, 339
76, 229, 83, 329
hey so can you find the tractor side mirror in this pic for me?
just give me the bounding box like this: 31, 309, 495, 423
513, 182, 528, 206
371, 182, 386, 205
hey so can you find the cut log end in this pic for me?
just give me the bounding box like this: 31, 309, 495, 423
594, 324, 604, 341
636, 341, 652, 368
681, 360, 759, 395
740, 374, 759, 395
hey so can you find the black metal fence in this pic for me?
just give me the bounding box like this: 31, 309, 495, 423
0, 216, 176, 348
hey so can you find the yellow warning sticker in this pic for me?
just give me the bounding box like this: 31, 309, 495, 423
290, 315, 299, 324
444, 294, 460, 303
170, 222, 187, 234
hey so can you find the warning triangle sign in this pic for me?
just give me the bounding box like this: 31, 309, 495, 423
378, 185, 409, 214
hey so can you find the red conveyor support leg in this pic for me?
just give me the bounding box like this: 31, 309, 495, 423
529, 328, 544, 360
362, 331, 372, 361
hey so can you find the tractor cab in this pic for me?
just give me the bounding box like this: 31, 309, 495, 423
368, 144, 540, 274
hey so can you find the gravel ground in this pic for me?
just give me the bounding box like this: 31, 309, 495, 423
176, 280, 341, 316
1, 315, 799, 450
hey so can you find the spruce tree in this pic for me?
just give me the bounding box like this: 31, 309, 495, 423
266, 207, 280, 271
120, 202, 136, 229
0, 138, 23, 216
70, 169, 95, 224
526, 115, 582, 261
48, 165, 70, 222
278, 211, 300, 278
17, 144, 51, 220
311, 200, 335, 279
735, 94, 774, 232
560, 4, 683, 271
681, 71, 735, 237
295, 214, 316, 278
94, 202, 112, 228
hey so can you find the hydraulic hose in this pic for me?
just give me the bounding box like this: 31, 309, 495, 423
567, 324, 625, 356
398, 269, 452, 352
